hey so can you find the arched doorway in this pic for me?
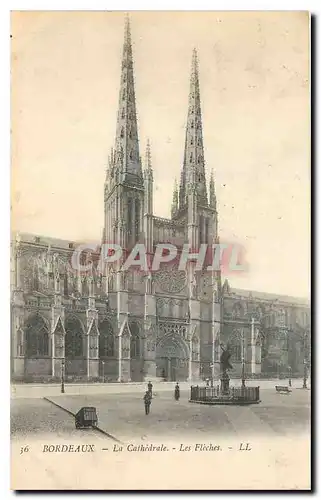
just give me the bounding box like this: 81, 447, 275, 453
156, 334, 189, 381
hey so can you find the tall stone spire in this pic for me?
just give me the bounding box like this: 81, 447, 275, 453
209, 170, 216, 210
114, 15, 142, 184
179, 48, 208, 210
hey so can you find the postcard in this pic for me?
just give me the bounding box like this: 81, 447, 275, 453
11, 11, 311, 490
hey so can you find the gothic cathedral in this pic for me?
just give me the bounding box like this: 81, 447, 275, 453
11, 18, 310, 383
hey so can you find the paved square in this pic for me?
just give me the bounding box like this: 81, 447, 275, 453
11, 386, 310, 443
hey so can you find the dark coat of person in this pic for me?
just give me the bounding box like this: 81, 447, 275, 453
174, 383, 180, 401
147, 381, 153, 397
143, 391, 152, 415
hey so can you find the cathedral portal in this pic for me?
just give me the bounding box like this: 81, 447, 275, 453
156, 332, 190, 381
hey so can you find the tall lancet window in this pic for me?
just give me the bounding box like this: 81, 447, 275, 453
199, 215, 204, 244
135, 199, 140, 241
190, 137, 194, 145
190, 153, 193, 163
205, 218, 209, 243
127, 199, 133, 236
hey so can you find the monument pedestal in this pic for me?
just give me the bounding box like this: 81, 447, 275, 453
220, 371, 230, 395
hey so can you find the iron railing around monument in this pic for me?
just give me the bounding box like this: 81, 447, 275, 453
190, 385, 260, 403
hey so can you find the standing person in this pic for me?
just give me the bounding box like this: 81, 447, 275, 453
147, 380, 153, 398
174, 382, 180, 401
143, 391, 152, 415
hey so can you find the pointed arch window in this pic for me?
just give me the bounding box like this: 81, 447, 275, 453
121, 108, 125, 119
197, 138, 201, 146
63, 273, 68, 296
25, 315, 49, 357
129, 150, 134, 160
127, 198, 133, 236
99, 320, 114, 357
65, 317, 83, 358
129, 127, 133, 139
205, 218, 209, 242
122, 89, 126, 100
33, 263, 39, 291
199, 214, 204, 244
190, 153, 193, 163
198, 155, 202, 164
191, 121, 194, 129
120, 127, 124, 139
135, 199, 140, 241
190, 137, 194, 145
130, 323, 140, 358
232, 344, 242, 361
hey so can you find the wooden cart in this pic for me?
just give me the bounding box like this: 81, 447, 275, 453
75, 407, 98, 429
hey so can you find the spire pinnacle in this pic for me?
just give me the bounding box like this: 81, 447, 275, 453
113, 15, 142, 185
145, 139, 152, 168
192, 47, 198, 75
179, 49, 208, 210
124, 13, 131, 42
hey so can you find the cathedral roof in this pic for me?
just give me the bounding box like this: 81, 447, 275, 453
228, 287, 310, 308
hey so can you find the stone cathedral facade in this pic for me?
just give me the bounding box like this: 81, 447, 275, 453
11, 19, 310, 383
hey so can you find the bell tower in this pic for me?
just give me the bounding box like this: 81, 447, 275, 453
104, 16, 144, 251
173, 49, 219, 249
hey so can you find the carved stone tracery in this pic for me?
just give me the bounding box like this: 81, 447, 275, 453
155, 266, 187, 294
158, 322, 188, 340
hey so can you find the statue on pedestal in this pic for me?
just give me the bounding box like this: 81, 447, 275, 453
220, 343, 233, 395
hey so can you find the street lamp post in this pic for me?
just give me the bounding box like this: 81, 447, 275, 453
303, 331, 308, 389
288, 366, 292, 387
61, 358, 65, 394
241, 329, 246, 388
303, 360, 307, 389
102, 361, 105, 383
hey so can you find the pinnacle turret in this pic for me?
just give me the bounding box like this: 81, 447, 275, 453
179, 48, 208, 210
144, 139, 153, 179
171, 179, 179, 218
